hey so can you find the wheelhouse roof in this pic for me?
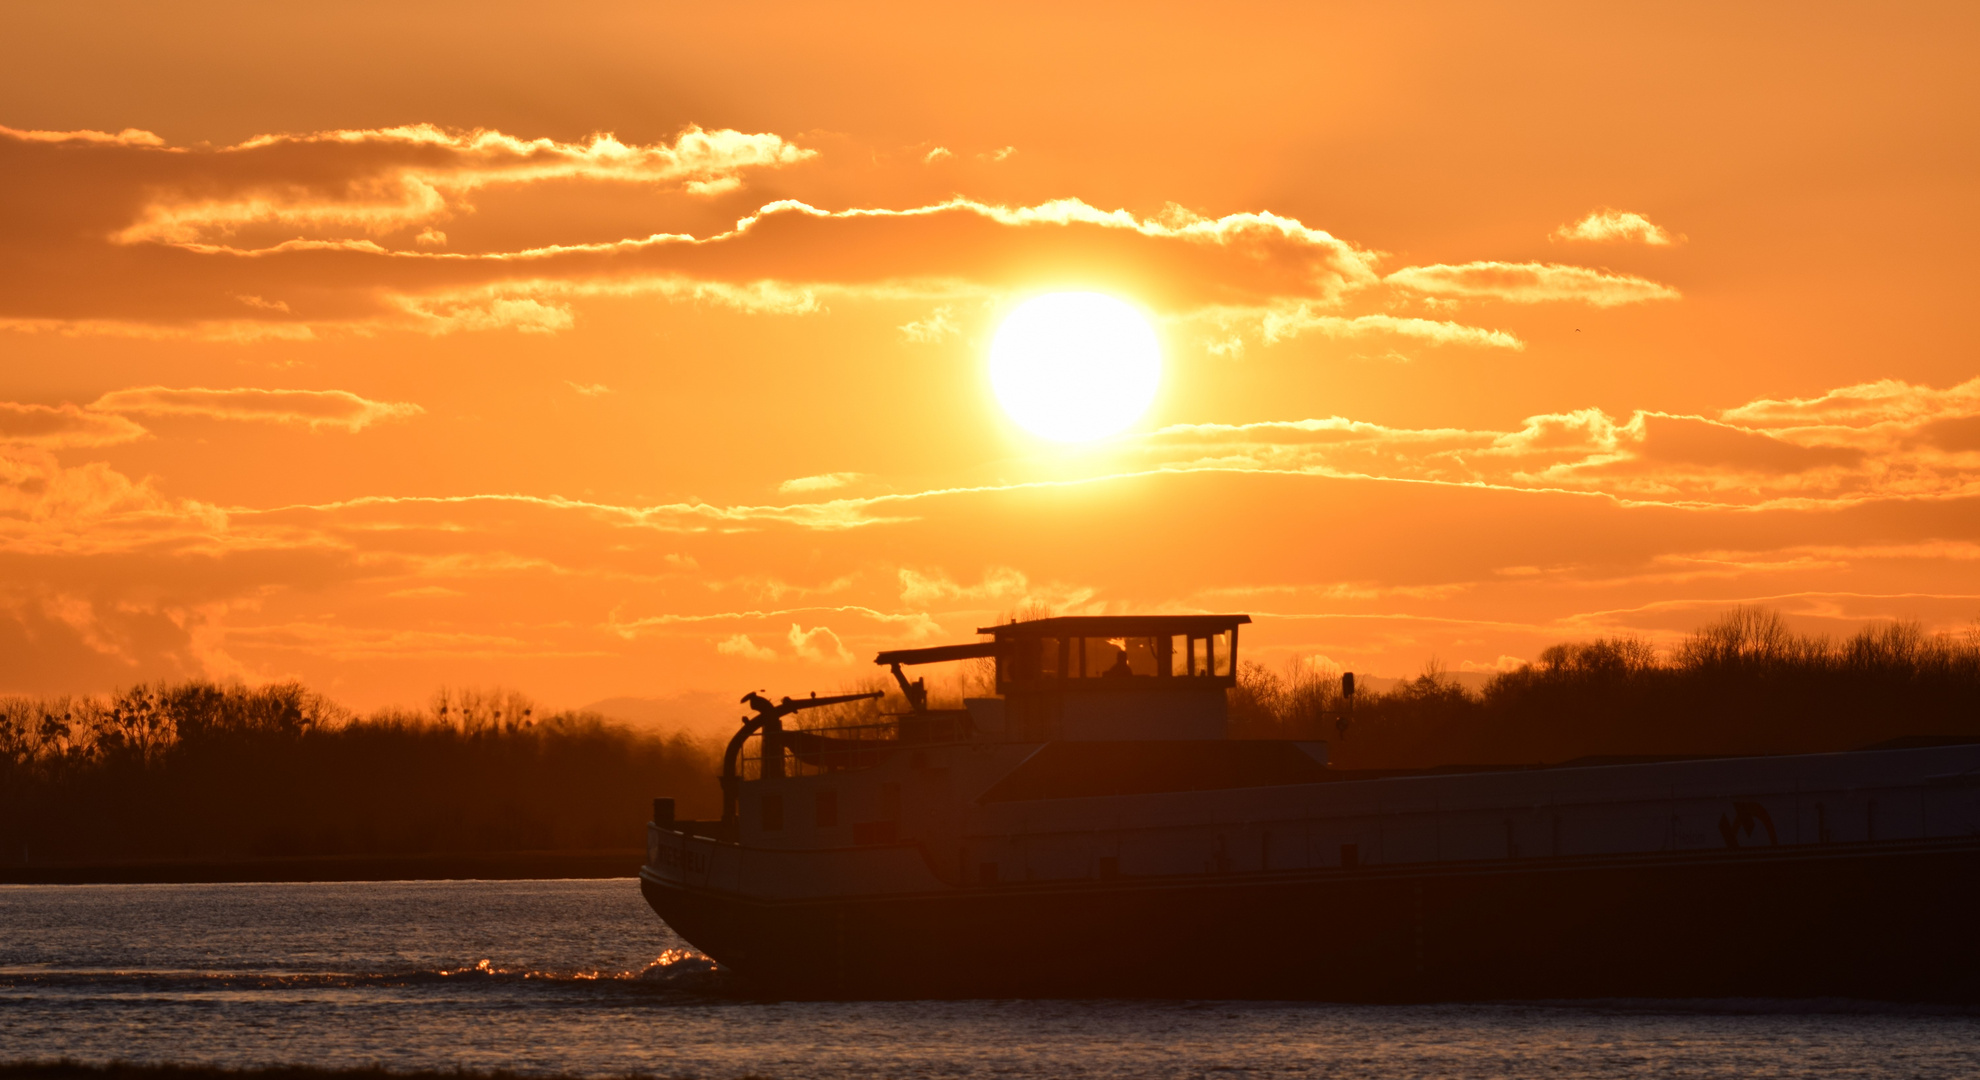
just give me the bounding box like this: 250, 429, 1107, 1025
976, 614, 1250, 638
871, 615, 1251, 667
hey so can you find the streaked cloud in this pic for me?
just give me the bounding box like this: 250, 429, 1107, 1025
1721, 377, 1980, 429
1385, 262, 1680, 306
107, 123, 814, 246
779, 472, 865, 493
0, 125, 166, 147
0, 122, 1408, 334
236, 490, 908, 534
898, 566, 1032, 605
1460, 655, 1528, 672
9, 375, 1970, 608
225, 621, 606, 661
91, 387, 423, 431
0, 6, 1966, 715
1130, 375, 1980, 509
1552, 208, 1679, 246
2, 122, 1686, 352
0, 403, 147, 448
1257, 308, 1524, 350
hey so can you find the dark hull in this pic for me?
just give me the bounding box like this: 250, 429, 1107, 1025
642, 837, 1980, 1000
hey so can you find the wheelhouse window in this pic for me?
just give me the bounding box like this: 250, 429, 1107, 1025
1080, 637, 1161, 678
1169, 630, 1235, 677
1002, 636, 1065, 682
993, 618, 1244, 688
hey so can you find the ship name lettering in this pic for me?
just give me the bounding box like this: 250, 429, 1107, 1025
654, 844, 709, 873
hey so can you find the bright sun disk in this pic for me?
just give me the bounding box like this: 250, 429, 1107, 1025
989, 292, 1161, 442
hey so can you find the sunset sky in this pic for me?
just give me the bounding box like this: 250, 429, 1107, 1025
4, 2, 1977, 732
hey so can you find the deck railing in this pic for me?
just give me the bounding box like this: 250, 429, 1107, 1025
736, 710, 974, 779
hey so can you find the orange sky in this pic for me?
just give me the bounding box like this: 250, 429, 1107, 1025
3, 1, 1977, 733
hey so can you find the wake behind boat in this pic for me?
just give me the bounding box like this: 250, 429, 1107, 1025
640, 613, 1980, 999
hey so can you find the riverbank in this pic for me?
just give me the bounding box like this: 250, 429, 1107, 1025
0, 848, 644, 884
0, 1068, 608, 1080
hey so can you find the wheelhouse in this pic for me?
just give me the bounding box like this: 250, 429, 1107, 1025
876, 613, 1251, 742
986, 615, 1246, 689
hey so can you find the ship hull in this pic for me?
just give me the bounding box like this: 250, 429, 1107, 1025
642, 835, 1980, 1000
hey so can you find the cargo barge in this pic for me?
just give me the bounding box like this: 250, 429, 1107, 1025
640, 613, 1980, 999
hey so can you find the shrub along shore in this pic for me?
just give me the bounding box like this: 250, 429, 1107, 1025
5, 607, 1978, 882
1231, 607, 1980, 766
0, 1066, 645, 1080
1, 685, 723, 879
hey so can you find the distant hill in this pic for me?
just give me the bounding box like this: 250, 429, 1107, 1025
1348, 672, 1493, 696
581, 691, 740, 741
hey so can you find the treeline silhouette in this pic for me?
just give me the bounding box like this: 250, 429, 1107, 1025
1233, 607, 1980, 768
1, 684, 721, 867
7, 608, 1978, 866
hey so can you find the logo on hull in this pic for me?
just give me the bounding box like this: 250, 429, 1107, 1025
1717, 801, 1779, 848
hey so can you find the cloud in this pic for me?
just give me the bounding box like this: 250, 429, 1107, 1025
1921, 416, 1980, 452
90, 387, 423, 431
1, 116, 1395, 334
30, 592, 136, 663
242, 490, 911, 534
28, 369, 1944, 576
922, 147, 953, 163
7, 371, 1974, 692
566, 381, 613, 396
1655, 540, 1980, 575
0, 451, 227, 556
787, 622, 854, 662
1626, 413, 1861, 474
1552, 208, 1679, 246
609, 605, 940, 637
226, 621, 600, 661
1129, 374, 1980, 509
1385, 262, 1680, 306
899, 305, 961, 343
5, 123, 1680, 345
898, 566, 1031, 605
0, 402, 147, 448
0, 316, 323, 344
0, 121, 820, 337
1721, 377, 1980, 429
105, 123, 815, 246
779, 472, 864, 493
1256, 309, 1524, 350
1460, 655, 1528, 673
715, 634, 777, 660
0, 125, 166, 147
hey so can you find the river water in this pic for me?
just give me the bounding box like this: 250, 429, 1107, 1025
3, 879, 1978, 1079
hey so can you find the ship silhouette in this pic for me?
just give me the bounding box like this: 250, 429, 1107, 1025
641, 613, 1980, 999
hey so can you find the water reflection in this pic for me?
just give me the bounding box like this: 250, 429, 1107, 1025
4, 880, 1977, 1079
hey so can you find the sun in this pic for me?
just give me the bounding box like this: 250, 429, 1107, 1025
989, 292, 1161, 442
